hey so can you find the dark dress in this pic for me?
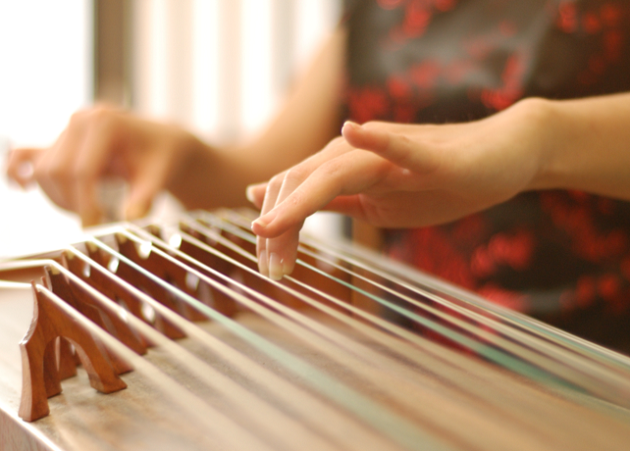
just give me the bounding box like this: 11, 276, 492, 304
342, 0, 630, 351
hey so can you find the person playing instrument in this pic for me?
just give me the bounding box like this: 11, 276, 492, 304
7, 0, 630, 349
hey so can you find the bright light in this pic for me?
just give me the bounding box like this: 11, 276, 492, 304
0, 0, 91, 259
241, 0, 274, 136
0, 0, 91, 146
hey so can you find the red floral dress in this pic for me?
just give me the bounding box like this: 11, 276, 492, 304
343, 0, 630, 350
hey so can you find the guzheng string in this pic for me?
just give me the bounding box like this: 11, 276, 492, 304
217, 210, 630, 378
53, 260, 342, 451
175, 218, 567, 384
84, 234, 450, 451
273, 240, 630, 400
63, 247, 402, 451
4, 210, 630, 450
125, 225, 560, 450
297, 227, 630, 383
287, 212, 630, 371
195, 211, 630, 405
121, 221, 630, 449
0, 280, 31, 289
126, 217, 630, 445
313, 237, 630, 372
184, 211, 623, 393
21, 279, 277, 451
8, 257, 402, 451
136, 222, 626, 445
221, 207, 630, 369
186, 213, 630, 428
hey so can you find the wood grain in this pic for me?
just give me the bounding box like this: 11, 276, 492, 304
18, 282, 126, 422
3, 216, 630, 450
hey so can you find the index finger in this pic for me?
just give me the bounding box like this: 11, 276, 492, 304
73, 111, 123, 226
252, 149, 388, 238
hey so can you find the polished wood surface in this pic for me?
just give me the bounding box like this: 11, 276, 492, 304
2, 211, 630, 451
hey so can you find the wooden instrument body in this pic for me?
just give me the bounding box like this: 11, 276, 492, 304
2, 210, 630, 451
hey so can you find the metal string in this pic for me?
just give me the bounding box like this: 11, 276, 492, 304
206, 211, 630, 402
85, 234, 453, 451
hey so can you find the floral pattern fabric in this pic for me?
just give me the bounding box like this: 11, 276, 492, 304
343, 0, 630, 349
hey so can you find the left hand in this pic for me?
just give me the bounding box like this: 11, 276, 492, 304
248, 98, 554, 280
5, 106, 211, 226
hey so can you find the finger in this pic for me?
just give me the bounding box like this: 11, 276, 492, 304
256, 173, 286, 276
265, 147, 356, 279
252, 137, 356, 278
264, 166, 312, 280
36, 114, 93, 212
342, 121, 439, 174
252, 135, 354, 214
123, 185, 153, 221
73, 111, 122, 226
75, 180, 103, 227
123, 147, 174, 221
257, 160, 333, 279
6, 147, 42, 187
252, 150, 387, 238
35, 142, 77, 211
266, 179, 303, 280
245, 182, 267, 209
266, 224, 302, 280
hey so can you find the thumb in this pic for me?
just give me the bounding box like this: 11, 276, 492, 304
6, 147, 43, 188
341, 121, 438, 174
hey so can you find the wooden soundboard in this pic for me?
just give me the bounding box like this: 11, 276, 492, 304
2, 209, 630, 451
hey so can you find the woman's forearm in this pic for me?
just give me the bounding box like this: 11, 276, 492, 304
248, 92, 630, 277
534, 93, 630, 199
170, 27, 347, 211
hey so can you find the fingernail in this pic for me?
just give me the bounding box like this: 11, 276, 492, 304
252, 217, 267, 230
252, 211, 276, 231
268, 252, 284, 281
342, 120, 362, 133
258, 249, 269, 277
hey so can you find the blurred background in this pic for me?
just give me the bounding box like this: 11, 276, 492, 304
0, 0, 341, 259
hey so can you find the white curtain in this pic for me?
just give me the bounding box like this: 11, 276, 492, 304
0, 0, 91, 259
0, 0, 344, 259
132, 0, 341, 142
132, 0, 345, 240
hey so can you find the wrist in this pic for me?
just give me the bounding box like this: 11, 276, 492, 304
167, 130, 222, 208
511, 97, 564, 191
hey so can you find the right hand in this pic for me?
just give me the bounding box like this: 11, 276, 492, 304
249, 98, 555, 279
6, 105, 202, 226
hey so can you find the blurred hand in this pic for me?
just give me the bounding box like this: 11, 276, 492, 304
6, 106, 202, 226
249, 98, 553, 280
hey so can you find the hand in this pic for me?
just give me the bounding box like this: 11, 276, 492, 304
248, 98, 553, 280
6, 106, 206, 226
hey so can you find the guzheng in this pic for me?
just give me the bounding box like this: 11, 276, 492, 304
1, 209, 630, 451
